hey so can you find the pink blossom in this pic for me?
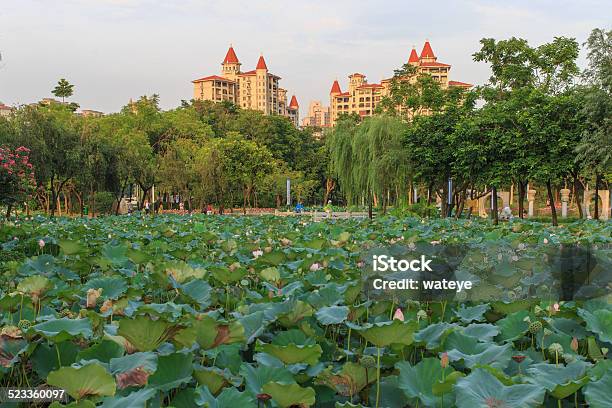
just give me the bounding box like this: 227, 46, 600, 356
393, 308, 405, 321
309, 262, 320, 271
38, 239, 45, 248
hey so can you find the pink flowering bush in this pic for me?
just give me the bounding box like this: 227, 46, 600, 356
0, 146, 36, 213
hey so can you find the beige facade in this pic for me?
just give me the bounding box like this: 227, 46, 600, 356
80, 109, 104, 118
193, 46, 299, 125
329, 41, 471, 125
0, 102, 13, 117
302, 101, 331, 128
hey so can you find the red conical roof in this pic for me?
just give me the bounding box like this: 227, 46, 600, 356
330, 80, 341, 94
289, 95, 299, 109
256, 55, 268, 70
408, 47, 419, 63
420, 41, 435, 59
223, 46, 239, 64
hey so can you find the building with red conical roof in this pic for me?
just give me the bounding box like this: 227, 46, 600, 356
328, 40, 471, 125
192, 46, 299, 124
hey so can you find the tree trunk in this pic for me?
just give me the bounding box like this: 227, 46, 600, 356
573, 174, 583, 219
594, 173, 600, 220
6, 204, 12, 220
492, 186, 499, 225
115, 179, 128, 216
546, 180, 558, 226
368, 191, 373, 220
50, 176, 57, 216
518, 180, 526, 219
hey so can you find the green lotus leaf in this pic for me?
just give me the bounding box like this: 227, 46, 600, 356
195, 386, 255, 408
147, 352, 193, 391
239, 311, 267, 344
239, 363, 295, 396
271, 329, 315, 346
109, 351, 158, 375
316, 362, 375, 396
526, 361, 591, 399
315, 306, 349, 325
335, 403, 367, 408
455, 368, 545, 408
584, 372, 612, 408
175, 315, 245, 350
348, 319, 418, 347
117, 316, 182, 352
494, 310, 529, 342
260, 266, 280, 282
58, 240, 86, 255
17, 275, 52, 296
259, 343, 322, 365
47, 363, 116, 400
262, 381, 316, 408
432, 370, 465, 396
165, 261, 206, 283
445, 332, 512, 370
211, 265, 246, 285
0, 335, 28, 368
49, 401, 96, 408
578, 308, 612, 344
460, 323, 499, 342
180, 279, 212, 307
587, 336, 605, 362
414, 322, 456, 349
100, 243, 129, 266
397, 358, 457, 407
77, 339, 124, 363
193, 366, 242, 395
32, 318, 93, 341
32, 341, 79, 378
277, 301, 314, 327
99, 388, 156, 408
84, 277, 127, 300
455, 304, 490, 323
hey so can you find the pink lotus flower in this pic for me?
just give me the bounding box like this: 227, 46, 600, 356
393, 308, 404, 321
440, 352, 449, 368
252, 249, 263, 258
309, 262, 320, 271
38, 239, 45, 248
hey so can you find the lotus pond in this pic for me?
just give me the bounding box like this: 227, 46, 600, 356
0, 215, 611, 408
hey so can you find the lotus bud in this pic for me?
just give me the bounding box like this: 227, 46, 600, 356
252, 250, 263, 259
268, 290, 274, 299
38, 239, 45, 248
528, 321, 543, 334
393, 308, 405, 322
440, 352, 449, 369
78, 309, 87, 318
309, 263, 320, 272
417, 310, 428, 321
548, 343, 564, 355
571, 337, 579, 352
512, 355, 526, 363
264, 246, 272, 253
100, 299, 114, 314
229, 262, 240, 271
543, 238, 549, 244
601, 348, 608, 356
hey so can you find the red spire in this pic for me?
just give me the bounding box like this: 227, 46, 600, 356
420, 41, 435, 59
289, 95, 299, 109
330, 80, 341, 94
256, 55, 268, 70
408, 47, 419, 63
223, 46, 239, 64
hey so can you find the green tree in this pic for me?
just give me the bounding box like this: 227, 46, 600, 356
576, 28, 612, 219
52, 78, 74, 103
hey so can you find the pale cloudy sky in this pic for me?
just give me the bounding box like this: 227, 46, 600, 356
0, 0, 610, 116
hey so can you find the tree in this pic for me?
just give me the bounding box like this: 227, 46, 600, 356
52, 78, 74, 103
576, 28, 612, 219
0, 146, 36, 218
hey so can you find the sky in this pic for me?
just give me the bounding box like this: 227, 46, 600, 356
0, 0, 610, 117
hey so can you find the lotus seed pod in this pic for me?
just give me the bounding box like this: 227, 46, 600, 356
359, 355, 376, 369
17, 320, 31, 330
528, 321, 543, 334
548, 343, 564, 355
543, 328, 553, 336
417, 310, 428, 321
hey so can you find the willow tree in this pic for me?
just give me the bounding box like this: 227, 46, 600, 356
327, 114, 409, 216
